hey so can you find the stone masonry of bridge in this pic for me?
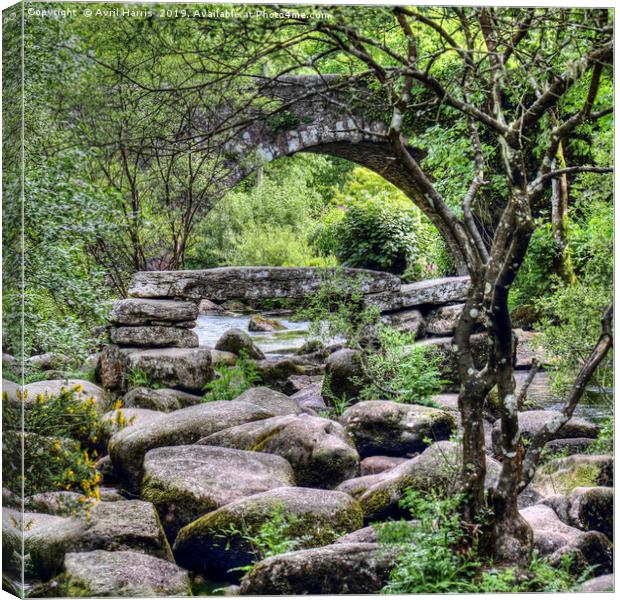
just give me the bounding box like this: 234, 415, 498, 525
196, 75, 469, 274
99, 268, 471, 393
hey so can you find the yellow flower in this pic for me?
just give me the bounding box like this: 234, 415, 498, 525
113, 399, 123, 411
73, 384, 84, 393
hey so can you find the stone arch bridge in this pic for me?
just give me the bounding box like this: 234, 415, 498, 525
196, 75, 468, 274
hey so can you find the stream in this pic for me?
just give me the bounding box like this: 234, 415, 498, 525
195, 312, 311, 354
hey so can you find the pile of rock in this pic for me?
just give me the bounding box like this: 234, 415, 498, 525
109, 298, 200, 348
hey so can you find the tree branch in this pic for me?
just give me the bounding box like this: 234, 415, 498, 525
519, 304, 613, 491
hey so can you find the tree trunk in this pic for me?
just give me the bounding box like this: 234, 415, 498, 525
549, 127, 575, 284
487, 284, 533, 565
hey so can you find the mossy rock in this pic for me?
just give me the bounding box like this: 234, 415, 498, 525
173, 487, 363, 576
199, 414, 359, 488
141, 445, 295, 540
340, 401, 456, 458
56, 550, 191, 597
239, 542, 399, 595
529, 455, 611, 498
337, 441, 501, 520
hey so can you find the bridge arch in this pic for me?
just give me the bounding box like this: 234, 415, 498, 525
201, 75, 468, 274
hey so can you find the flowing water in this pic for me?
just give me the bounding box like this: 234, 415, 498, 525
195, 313, 311, 354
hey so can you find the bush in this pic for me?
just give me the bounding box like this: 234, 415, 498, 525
359, 327, 445, 406
310, 168, 454, 278
2, 384, 101, 497
203, 354, 260, 402
302, 272, 444, 406
378, 489, 581, 594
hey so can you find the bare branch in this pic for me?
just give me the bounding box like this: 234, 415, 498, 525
519, 304, 613, 491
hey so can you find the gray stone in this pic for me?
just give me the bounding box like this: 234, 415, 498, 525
99, 345, 213, 393
544, 486, 613, 540
199, 414, 359, 488
254, 357, 320, 388
173, 487, 363, 574
365, 276, 469, 312
3, 500, 171, 580
141, 445, 295, 538
337, 441, 501, 520
335, 526, 379, 545
58, 550, 191, 596
123, 387, 203, 412
23, 492, 96, 516
199, 298, 224, 313
28, 352, 70, 370
543, 437, 596, 455
578, 574, 614, 592
2, 353, 16, 368
521, 455, 613, 507
492, 411, 599, 456
108, 400, 276, 492
323, 348, 367, 401
548, 531, 612, 576
9, 379, 107, 411
128, 267, 401, 301
248, 314, 286, 332
98, 408, 165, 447
3, 508, 83, 579
232, 387, 302, 416
109, 298, 198, 325
425, 304, 467, 336
283, 374, 322, 395
214, 328, 265, 359
239, 542, 398, 595
381, 309, 425, 337
520, 503, 612, 574
211, 349, 237, 366
361, 455, 409, 476
290, 382, 327, 411
110, 326, 199, 348
340, 400, 456, 457
432, 393, 459, 412
514, 329, 546, 368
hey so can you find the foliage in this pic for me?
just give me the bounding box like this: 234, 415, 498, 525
300, 269, 382, 349
310, 168, 451, 278
378, 489, 579, 594
203, 354, 260, 402
359, 327, 444, 406
2, 384, 101, 497
589, 416, 613, 454
187, 155, 343, 269
223, 504, 312, 574
537, 282, 612, 398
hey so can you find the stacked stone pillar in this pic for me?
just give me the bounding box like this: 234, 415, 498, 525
100, 298, 212, 394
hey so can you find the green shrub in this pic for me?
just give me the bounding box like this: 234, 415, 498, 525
378, 489, 581, 594
220, 504, 312, 575
203, 354, 260, 402
359, 327, 444, 406
2, 384, 101, 498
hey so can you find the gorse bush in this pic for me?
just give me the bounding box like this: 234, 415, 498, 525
378, 489, 580, 594
2, 384, 101, 497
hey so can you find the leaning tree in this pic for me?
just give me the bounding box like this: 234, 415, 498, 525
186, 6, 613, 562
